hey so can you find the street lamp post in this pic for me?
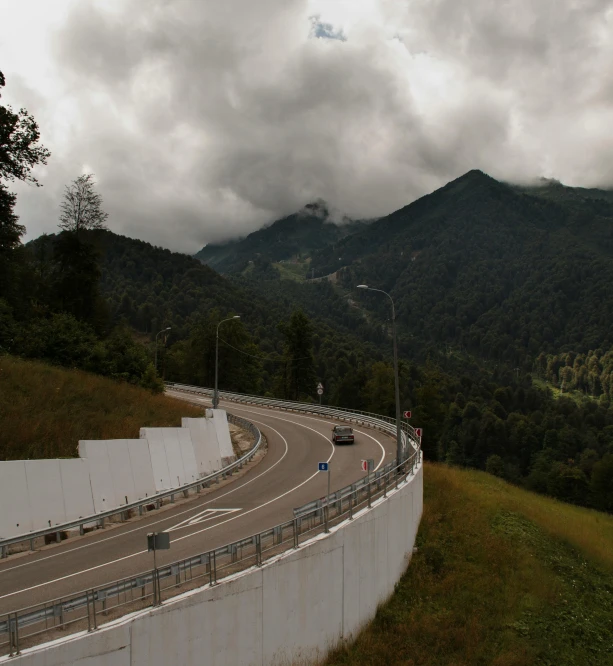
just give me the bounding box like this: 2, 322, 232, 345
213, 316, 240, 409
155, 327, 171, 373
357, 285, 403, 466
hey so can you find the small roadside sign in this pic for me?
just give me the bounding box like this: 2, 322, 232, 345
317, 382, 324, 390
318, 462, 329, 472
403, 410, 412, 419
147, 532, 170, 551
317, 388, 324, 395
415, 428, 423, 438
361, 459, 374, 472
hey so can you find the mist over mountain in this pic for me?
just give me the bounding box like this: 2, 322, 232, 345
194, 201, 370, 274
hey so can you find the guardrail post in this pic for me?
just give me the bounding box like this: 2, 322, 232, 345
256, 534, 262, 566
30, 538, 34, 551
99, 517, 105, 529
209, 551, 217, 585
11, 613, 19, 656
367, 476, 372, 508
293, 518, 299, 548
383, 473, 387, 498
324, 503, 329, 533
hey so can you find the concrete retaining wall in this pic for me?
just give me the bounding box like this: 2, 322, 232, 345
4, 463, 423, 666
0, 411, 233, 539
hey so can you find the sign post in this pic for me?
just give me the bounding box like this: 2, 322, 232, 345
318, 462, 330, 532
147, 532, 170, 604
317, 382, 324, 405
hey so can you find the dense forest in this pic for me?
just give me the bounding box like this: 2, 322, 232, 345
2, 69, 613, 513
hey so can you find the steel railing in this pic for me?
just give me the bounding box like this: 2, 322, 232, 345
0, 413, 261, 558
0, 389, 422, 657
166, 383, 420, 458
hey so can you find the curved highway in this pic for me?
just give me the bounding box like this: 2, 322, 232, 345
0, 392, 396, 615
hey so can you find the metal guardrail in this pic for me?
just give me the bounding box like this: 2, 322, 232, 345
0, 389, 422, 657
0, 413, 261, 557
166, 383, 420, 458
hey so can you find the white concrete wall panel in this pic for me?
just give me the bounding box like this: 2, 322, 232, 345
160, 429, 186, 488
80, 440, 117, 513
130, 572, 264, 666
59, 459, 95, 522
181, 418, 221, 474
142, 428, 172, 492
262, 536, 345, 664
11, 464, 423, 666
181, 417, 207, 476
177, 429, 198, 484
212, 410, 235, 464
7, 624, 131, 666
127, 438, 157, 500
106, 440, 137, 506
25, 460, 67, 530
0, 461, 31, 537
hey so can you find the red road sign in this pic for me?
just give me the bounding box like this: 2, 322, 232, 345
403, 410, 411, 418
361, 460, 368, 472
415, 428, 422, 437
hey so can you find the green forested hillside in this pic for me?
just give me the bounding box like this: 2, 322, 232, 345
308, 170, 613, 366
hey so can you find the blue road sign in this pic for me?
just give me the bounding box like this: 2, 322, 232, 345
318, 462, 329, 472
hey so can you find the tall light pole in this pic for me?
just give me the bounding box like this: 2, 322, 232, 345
213, 316, 240, 409
155, 327, 171, 373
357, 285, 403, 465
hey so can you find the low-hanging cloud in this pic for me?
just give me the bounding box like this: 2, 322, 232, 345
3, 0, 613, 252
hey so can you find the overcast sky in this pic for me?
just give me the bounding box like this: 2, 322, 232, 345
2, 0, 613, 252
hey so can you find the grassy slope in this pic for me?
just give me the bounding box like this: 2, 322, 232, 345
323, 464, 613, 666
0, 356, 203, 460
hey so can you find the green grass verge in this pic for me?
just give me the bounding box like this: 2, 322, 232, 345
321, 463, 613, 666
0, 356, 203, 460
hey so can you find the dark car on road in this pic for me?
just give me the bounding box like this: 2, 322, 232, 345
331, 425, 354, 445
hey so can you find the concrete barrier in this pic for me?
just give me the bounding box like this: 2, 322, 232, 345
0, 412, 232, 538
4, 463, 423, 666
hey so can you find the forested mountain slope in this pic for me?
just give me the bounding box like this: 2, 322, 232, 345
308, 170, 613, 366
194, 201, 367, 274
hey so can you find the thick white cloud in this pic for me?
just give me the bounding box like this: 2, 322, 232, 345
2, 0, 613, 251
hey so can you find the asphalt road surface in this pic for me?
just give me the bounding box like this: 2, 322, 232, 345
0, 392, 396, 614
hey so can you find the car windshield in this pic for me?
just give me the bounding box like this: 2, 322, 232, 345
336, 427, 352, 434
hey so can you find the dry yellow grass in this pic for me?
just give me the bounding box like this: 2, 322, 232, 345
0, 356, 203, 459
453, 464, 613, 572
321, 463, 613, 666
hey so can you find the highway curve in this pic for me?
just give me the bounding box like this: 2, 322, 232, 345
0, 392, 396, 615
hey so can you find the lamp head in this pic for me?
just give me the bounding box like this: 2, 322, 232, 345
166, 327, 172, 331
233, 315, 240, 320
357, 284, 369, 289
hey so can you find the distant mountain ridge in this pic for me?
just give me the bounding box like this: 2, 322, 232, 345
194, 201, 369, 274
306, 169, 613, 362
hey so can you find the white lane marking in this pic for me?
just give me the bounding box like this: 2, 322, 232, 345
0, 423, 335, 601
167, 509, 241, 532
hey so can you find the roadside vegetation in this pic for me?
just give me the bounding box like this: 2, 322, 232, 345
322, 463, 613, 666
0, 356, 203, 460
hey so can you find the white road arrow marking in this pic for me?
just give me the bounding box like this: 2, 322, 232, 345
167, 508, 241, 532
